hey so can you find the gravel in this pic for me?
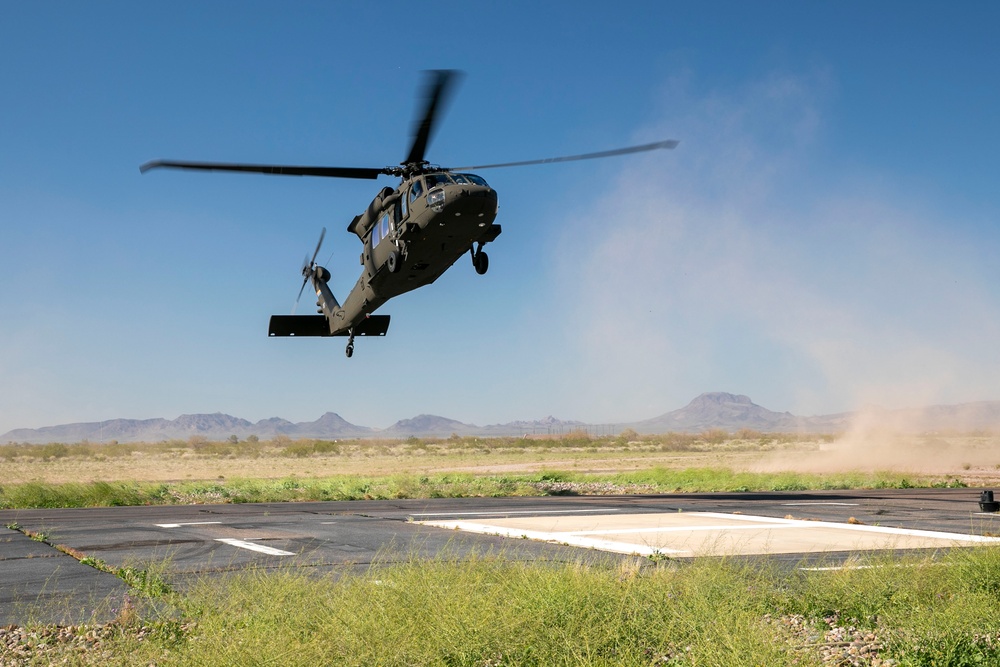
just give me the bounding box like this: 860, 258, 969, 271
0, 621, 193, 667
767, 613, 897, 667
1, 615, 891, 666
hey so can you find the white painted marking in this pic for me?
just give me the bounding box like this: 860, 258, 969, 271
409, 509, 620, 517
692, 512, 1000, 542
799, 562, 954, 572
156, 521, 223, 528
782, 502, 859, 506
690, 512, 809, 524
420, 511, 1000, 558
215, 538, 294, 556
565, 524, 812, 536
426, 521, 687, 556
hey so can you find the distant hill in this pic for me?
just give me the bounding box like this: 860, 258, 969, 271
381, 414, 475, 438
628, 392, 850, 433
0, 411, 372, 444
3, 392, 999, 444
479, 415, 588, 437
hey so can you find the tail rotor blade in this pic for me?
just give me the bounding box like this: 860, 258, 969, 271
310, 227, 327, 267
292, 269, 310, 314
292, 227, 327, 314
296, 274, 310, 303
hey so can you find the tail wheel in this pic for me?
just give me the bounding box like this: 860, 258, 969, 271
346, 331, 356, 358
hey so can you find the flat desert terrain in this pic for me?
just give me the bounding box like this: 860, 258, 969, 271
3, 430, 999, 486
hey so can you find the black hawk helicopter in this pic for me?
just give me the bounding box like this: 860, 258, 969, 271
141, 70, 677, 357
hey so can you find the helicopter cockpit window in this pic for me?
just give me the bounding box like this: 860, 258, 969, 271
409, 179, 423, 204
424, 173, 452, 189
461, 173, 489, 187
450, 174, 469, 185
380, 214, 390, 243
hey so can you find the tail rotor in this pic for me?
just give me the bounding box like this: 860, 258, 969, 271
293, 227, 327, 313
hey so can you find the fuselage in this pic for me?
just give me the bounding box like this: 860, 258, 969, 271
322, 171, 501, 334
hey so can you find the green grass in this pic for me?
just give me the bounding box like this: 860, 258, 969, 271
99, 553, 793, 666
786, 548, 1000, 665
0, 467, 967, 509
42, 547, 995, 666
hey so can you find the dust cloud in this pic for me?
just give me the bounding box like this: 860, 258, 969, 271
547, 71, 1000, 434
752, 407, 1000, 478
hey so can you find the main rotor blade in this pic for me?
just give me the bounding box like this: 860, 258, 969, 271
447, 139, 679, 171
404, 69, 462, 166
140, 160, 386, 180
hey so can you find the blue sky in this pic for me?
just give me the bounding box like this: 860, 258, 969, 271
2, 2, 999, 434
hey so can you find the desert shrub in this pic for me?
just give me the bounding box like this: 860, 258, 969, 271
656, 432, 699, 451
616, 427, 641, 445
700, 428, 730, 445
312, 440, 341, 455
280, 441, 314, 458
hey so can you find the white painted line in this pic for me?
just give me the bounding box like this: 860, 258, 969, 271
834, 523, 1000, 543
692, 512, 1000, 543
155, 521, 223, 528
409, 509, 620, 517
567, 524, 814, 537
800, 562, 954, 572
215, 538, 294, 556
692, 512, 812, 524
782, 502, 859, 506
424, 520, 688, 556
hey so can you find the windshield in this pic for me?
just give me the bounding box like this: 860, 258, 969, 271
424, 173, 452, 189
460, 173, 489, 187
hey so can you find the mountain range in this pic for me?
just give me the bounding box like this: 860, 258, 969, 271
3, 392, 1000, 444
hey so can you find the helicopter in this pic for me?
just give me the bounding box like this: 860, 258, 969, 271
141, 70, 677, 357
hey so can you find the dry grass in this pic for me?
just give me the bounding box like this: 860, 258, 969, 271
4, 431, 1000, 488
0, 433, 818, 485
11, 548, 1000, 666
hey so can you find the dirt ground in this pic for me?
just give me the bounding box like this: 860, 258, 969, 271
750, 432, 1000, 484
0, 448, 763, 484
3, 433, 999, 485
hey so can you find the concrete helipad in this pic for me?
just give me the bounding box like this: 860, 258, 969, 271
418, 510, 1000, 557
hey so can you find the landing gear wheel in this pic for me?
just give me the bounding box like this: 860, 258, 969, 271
473, 251, 489, 275
387, 250, 401, 274
345, 342, 354, 358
